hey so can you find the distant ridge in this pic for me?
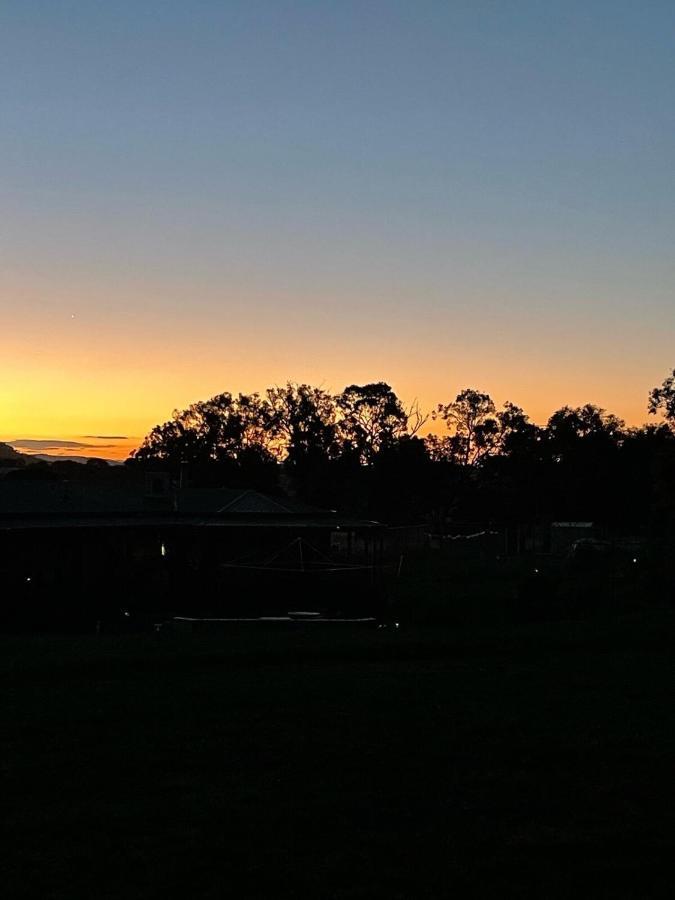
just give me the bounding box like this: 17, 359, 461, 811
0, 442, 23, 462
29, 454, 122, 466
0, 444, 124, 466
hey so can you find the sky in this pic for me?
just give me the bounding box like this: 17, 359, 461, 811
2, 0, 674, 460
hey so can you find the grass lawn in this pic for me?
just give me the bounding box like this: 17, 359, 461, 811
3, 614, 675, 899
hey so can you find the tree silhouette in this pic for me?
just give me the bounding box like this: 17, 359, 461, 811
649, 369, 675, 426
266, 383, 339, 468
336, 382, 425, 465
546, 405, 625, 458
496, 402, 543, 458
431, 389, 499, 466
123, 372, 675, 528
541, 405, 626, 521
132, 392, 277, 471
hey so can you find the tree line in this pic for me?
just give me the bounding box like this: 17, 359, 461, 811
129, 372, 675, 528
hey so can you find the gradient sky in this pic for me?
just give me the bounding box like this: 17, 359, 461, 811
2, 1, 674, 459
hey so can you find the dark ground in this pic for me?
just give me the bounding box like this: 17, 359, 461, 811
3, 614, 675, 899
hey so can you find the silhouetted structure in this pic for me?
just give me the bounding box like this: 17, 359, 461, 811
0, 481, 387, 630
3, 370, 675, 629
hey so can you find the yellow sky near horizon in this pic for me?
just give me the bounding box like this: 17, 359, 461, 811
2, 272, 670, 461
1, 365, 662, 461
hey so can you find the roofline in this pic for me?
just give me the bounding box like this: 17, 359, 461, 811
0, 515, 383, 531
215, 488, 296, 514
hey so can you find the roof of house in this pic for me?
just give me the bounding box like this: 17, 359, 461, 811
0, 481, 380, 531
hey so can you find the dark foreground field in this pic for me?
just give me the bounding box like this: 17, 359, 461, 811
3, 615, 675, 899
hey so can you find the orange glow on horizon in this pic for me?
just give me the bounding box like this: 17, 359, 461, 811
2, 274, 668, 461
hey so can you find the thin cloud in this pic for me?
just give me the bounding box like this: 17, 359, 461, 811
10, 439, 92, 450
83, 435, 129, 440
9, 439, 119, 452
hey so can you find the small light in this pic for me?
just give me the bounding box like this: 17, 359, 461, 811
534, 569, 539, 574
160, 543, 167, 557
633, 558, 638, 564
25, 576, 32, 583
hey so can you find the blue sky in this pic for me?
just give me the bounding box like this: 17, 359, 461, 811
2, 1, 674, 450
